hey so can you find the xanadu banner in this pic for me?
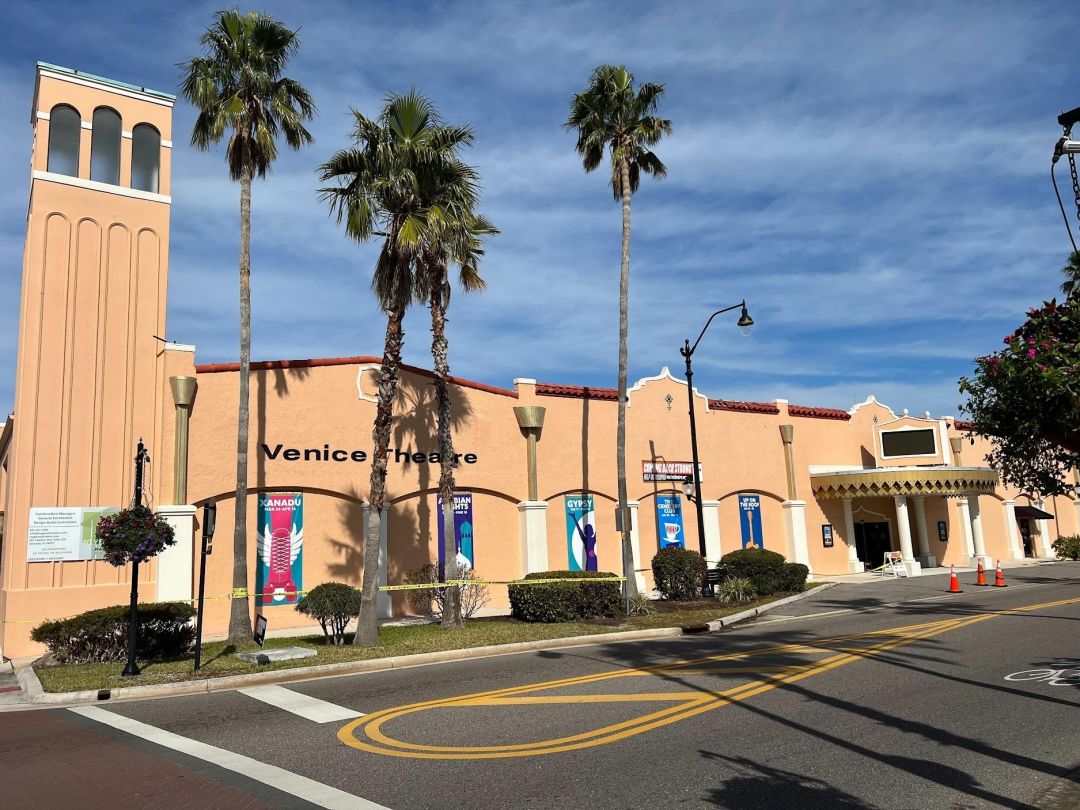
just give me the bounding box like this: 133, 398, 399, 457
438, 493, 474, 572
655, 494, 685, 549
257, 492, 304, 606
565, 495, 598, 572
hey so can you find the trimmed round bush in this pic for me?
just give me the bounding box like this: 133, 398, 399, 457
509, 570, 621, 623
296, 582, 362, 645
720, 547, 787, 596
1052, 534, 1080, 560
778, 562, 809, 592
31, 602, 195, 664
651, 547, 707, 600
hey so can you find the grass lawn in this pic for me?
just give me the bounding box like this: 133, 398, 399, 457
34, 593, 800, 693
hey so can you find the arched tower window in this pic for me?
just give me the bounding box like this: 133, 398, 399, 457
90, 107, 121, 185
131, 124, 160, 193
46, 104, 80, 176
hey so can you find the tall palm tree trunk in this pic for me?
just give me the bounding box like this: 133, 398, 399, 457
617, 157, 639, 601
355, 306, 405, 646
228, 164, 254, 643
430, 285, 462, 628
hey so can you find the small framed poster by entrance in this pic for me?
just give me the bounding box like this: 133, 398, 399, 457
937, 521, 948, 542
822, 524, 834, 548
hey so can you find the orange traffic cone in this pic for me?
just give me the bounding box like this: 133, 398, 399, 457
948, 564, 963, 593
975, 561, 988, 586
992, 561, 1007, 587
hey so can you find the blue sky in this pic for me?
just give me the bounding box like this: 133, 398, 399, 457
1, 1, 1077, 419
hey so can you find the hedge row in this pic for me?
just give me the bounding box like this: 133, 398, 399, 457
718, 547, 808, 595
508, 570, 621, 623
31, 602, 196, 664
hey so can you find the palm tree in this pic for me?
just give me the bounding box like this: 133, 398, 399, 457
417, 210, 497, 628
180, 10, 315, 643
319, 91, 477, 646
565, 65, 671, 601
1060, 250, 1080, 300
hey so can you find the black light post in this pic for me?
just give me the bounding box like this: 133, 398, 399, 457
122, 439, 151, 677
193, 501, 217, 672
679, 302, 754, 566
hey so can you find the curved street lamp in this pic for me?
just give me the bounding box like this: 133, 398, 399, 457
679, 301, 754, 566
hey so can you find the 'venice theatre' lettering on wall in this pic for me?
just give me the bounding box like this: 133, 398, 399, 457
261, 443, 478, 464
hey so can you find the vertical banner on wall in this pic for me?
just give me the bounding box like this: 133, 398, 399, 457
565, 494, 598, 571
438, 493, 475, 572
256, 492, 304, 606
738, 493, 763, 549
655, 494, 686, 549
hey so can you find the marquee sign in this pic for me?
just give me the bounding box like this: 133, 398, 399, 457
642, 461, 702, 482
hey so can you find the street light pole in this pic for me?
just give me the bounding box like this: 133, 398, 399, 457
679, 301, 754, 567
122, 439, 150, 677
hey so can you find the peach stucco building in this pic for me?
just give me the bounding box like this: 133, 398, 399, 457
0, 65, 1076, 660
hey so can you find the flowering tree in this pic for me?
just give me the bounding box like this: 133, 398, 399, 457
959, 295, 1080, 496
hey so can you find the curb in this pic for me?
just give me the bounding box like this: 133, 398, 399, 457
27, 588, 833, 706
706, 582, 836, 631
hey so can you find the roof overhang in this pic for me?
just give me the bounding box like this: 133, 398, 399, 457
810, 466, 998, 501
1014, 505, 1054, 520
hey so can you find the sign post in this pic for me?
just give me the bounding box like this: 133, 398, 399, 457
193, 501, 216, 672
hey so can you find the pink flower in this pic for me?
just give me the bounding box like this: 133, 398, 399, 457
1028, 338, 1036, 345
1042, 343, 1050, 349
1003, 335, 1013, 344
1038, 364, 1047, 371
1028, 349, 1037, 358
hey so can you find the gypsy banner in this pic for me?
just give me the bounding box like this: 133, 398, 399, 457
256, 492, 304, 606
565, 494, 598, 572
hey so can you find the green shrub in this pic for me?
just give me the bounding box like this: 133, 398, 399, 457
31, 602, 195, 664
296, 582, 362, 645
720, 547, 787, 596
715, 577, 757, 605
626, 594, 656, 616
1052, 534, 1080, 560
651, 547, 707, 600
509, 570, 621, 623
402, 563, 490, 621
778, 562, 810, 592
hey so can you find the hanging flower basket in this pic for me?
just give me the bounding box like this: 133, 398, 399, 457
96, 505, 176, 567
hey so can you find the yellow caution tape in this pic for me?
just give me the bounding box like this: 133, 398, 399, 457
1, 577, 627, 623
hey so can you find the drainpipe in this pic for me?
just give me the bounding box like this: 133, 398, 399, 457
169, 376, 197, 504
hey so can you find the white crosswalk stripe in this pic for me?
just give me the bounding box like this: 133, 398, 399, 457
236, 684, 364, 723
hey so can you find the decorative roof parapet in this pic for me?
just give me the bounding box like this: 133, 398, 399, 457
810, 467, 999, 501
708, 399, 781, 414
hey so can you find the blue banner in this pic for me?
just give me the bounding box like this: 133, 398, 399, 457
738, 493, 763, 550
655, 494, 685, 549
438, 493, 474, 572
565, 495, 598, 571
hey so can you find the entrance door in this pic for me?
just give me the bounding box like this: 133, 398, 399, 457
1018, 519, 1033, 557
854, 522, 892, 567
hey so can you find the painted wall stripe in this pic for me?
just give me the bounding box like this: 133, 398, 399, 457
237, 684, 363, 723
69, 706, 385, 810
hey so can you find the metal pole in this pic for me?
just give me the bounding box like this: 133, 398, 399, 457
683, 341, 708, 560
122, 439, 147, 677
194, 502, 216, 672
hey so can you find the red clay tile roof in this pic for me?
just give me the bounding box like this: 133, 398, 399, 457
708, 399, 781, 415
953, 419, 976, 431
535, 382, 619, 401
195, 355, 519, 398
788, 404, 851, 421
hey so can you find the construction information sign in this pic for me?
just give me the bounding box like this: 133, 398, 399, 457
642, 461, 702, 482
26, 506, 118, 562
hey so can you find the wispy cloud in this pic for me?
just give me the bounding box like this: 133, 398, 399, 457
0, 0, 1074, 422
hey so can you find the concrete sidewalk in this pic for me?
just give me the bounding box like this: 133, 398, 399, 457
814, 555, 1055, 584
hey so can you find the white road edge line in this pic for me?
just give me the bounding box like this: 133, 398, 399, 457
69, 706, 386, 810
236, 684, 363, 723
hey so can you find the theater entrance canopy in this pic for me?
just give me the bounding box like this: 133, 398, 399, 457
809, 466, 1000, 576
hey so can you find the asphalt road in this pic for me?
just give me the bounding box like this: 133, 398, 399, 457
3, 563, 1079, 809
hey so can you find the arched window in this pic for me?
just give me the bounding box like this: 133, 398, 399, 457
90, 107, 121, 185
131, 124, 160, 193
46, 104, 80, 176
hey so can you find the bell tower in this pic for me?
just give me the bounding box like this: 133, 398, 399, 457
0, 63, 175, 658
